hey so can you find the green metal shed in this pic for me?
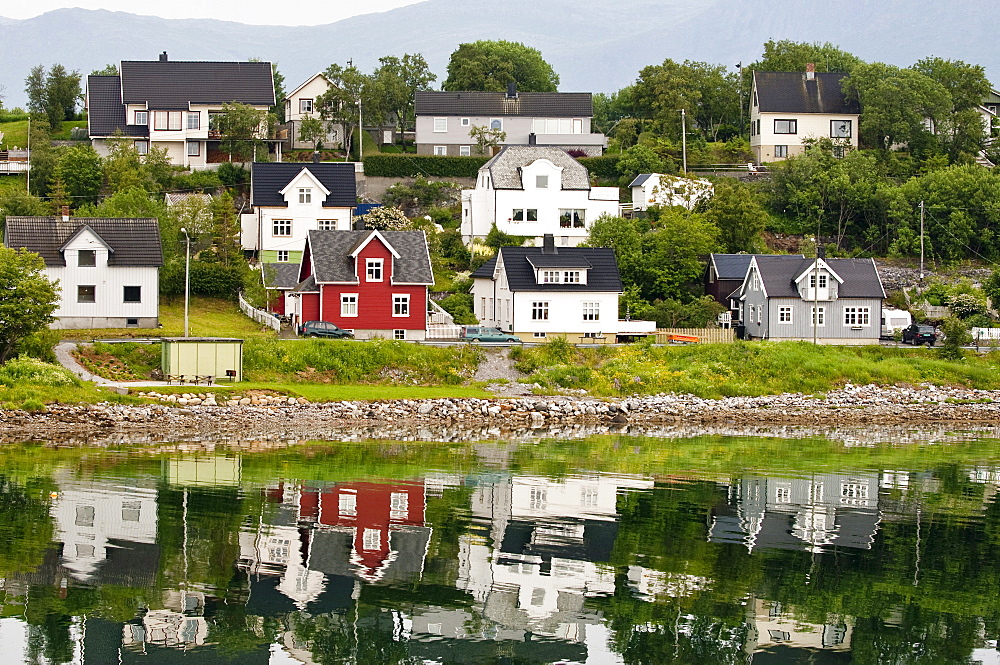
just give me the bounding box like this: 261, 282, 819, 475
161, 338, 244, 382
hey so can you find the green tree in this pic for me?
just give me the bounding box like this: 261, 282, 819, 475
751, 39, 862, 75
371, 53, 436, 151
38, 65, 82, 129
634, 59, 739, 141
468, 124, 506, 155
216, 102, 273, 165
58, 144, 102, 205
90, 63, 119, 76
443, 40, 559, 92
298, 115, 327, 151
315, 63, 370, 158
0, 247, 59, 363
703, 179, 767, 252
24, 65, 46, 115
617, 144, 668, 186
27, 122, 57, 198
0, 191, 49, 236
913, 57, 992, 162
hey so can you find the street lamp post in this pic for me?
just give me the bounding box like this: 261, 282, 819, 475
679, 109, 688, 173
181, 227, 191, 337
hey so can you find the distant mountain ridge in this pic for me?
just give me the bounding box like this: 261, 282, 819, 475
1, 2, 996, 110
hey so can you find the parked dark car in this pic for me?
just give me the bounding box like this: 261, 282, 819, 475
460, 326, 521, 343
300, 321, 354, 339
902, 323, 936, 346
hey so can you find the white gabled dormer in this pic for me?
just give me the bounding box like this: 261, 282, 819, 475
279, 167, 331, 207
519, 158, 563, 191
794, 259, 843, 301
61, 225, 114, 267
740, 257, 767, 299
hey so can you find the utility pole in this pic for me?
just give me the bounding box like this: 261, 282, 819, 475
680, 108, 687, 173
25, 116, 30, 194
736, 62, 744, 136
919, 200, 925, 291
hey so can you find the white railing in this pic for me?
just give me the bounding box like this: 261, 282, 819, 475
0, 161, 29, 174
426, 324, 462, 340
239, 292, 281, 332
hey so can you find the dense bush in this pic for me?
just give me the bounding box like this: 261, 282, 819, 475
216, 162, 249, 186
578, 155, 621, 180
0, 357, 79, 387
160, 261, 250, 298
364, 154, 488, 178
436, 293, 477, 325
172, 170, 223, 193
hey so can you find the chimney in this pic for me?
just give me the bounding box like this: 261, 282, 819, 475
159, 51, 168, 62
528, 133, 536, 146
61, 205, 70, 222
541, 233, 556, 255
312, 151, 321, 164
507, 82, 517, 99
354, 216, 367, 231
805, 63, 815, 81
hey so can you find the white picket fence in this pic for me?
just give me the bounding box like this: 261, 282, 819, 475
239, 293, 281, 332
972, 328, 1000, 342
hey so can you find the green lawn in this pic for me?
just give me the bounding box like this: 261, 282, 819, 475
0, 174, 27, 197
0, 119, 86, 147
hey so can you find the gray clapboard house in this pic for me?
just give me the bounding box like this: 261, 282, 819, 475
736, 255, 885, 344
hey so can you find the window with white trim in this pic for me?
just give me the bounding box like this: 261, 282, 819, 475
582, 302, 600, 321
433, 117, 447, 132
186, 112, 200, 130
459, 145, 471, 156
78, 285, 96, 303
318, 219, 337, 230
843, 307, 870, 326
490, 118, 502, 131
536, 175, 548, 188
277, 250, 289, 262
339, 492, 357, 516
541, 270, 559, 283
461, 117, 470, 127
393, 294, 410, 316
272, 220, 291, 236
362, 528, 381, 551
300, 98, 313, 114
563, 271, 581, 283
433, 145, 447, 155
559, 209, 586, 228
135, 140, 149, 155
78, 250, 96, 267
341, 294, 358, 317
831, 119, 852, 138
390, 491, 409, 519
394, 329, 405, 340
809, 273, 828, 288
298, 188, 311, 204
366, 259, 383, 282
512, 208, 538, 222
812, 306, 826, 326
134, 111, 148, 126
776, 486, 791, 503
774, 145, 788, 158
186, 141, 200, 156
532, 302, 549, 320
778, 306, 792, 323
533, 332, 547, 338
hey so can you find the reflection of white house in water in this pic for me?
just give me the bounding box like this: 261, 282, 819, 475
50, 473, 159, 583
748, 599, 851, 653
709, 473, 881, 552
123, 591, 209, 651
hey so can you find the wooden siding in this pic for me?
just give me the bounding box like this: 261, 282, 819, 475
301, 292, 320, 322
765, 297, 882, 341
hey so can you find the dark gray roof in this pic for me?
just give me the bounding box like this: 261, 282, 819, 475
483, 146, 590, 190
262, 263, 301, 289
472, 247, 621, 293
628, 174, 656, 188
711, 253, 805, 281
291, 274, 319, 293
755, 256, 885, 298
415, 91, 592, 117
251, 163, 357, 208
526, 254, 593, 269
120, 60, 275, 109
86, 75, 148, 138
305, 230, 433, 285
753, 71, 860, 115
4, 217, 163, 267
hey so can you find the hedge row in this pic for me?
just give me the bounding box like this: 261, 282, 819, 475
578, 155, 621, 179
364, 154, 489, 178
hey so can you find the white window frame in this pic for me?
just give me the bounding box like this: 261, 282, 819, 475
459, 145, 471, 156
366, 259, 383, 282
778, 306, 792, 324
563, 271, 581, 283
532, 301, 549, 321
489, 118, 503, 131
393, 294, 410, 317
318, 219, 337, 231
460, 117, 470, 127
362, 528, 381, 551
272, 220, 291, 236
277, 250, 289, 263
831, 119, 852, 138
298, 188, 312, 204
339, 492, 357, 516
341, 294, 358, 317
433, 117, 447, 132
394, 329, 405, 340
512, 208, 538, 222
186, 111, 200, 130
541, 270, 559, 284
134, 110, 148, 126
812, 306, 826, 327
533, 332, 547, 338
186, 141, 200, 157
582, 302, 600, 321
77, 285, 96, 303
300, 98, 313, 114
135, 140, 149, 155
559, 209, 586, 228
433, 145, 447, 156
843, 307, 870, 327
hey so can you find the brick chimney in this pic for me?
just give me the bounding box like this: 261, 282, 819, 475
159, 51, 168, 62
805, 63, 815, 81
507, 82, 517, 99
61, 205, 70, 222
541, 233, 557, 254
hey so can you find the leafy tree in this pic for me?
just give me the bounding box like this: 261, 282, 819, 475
101, 134, 144, 194
0, 191, 49, 235
371, 53, 436, 151
90, 64, 119, 76
633, 59, 739, 141
0, 247, 59, 363
468, 124, 506, 155
24, 66, 46, 115
270, 62, 286, 123
27, 122, 57, 197
383, 177, 458, 215
355, 205, 410, 230
484, 224, 528, 249
750, 39, 862, 75
593, 86, 636, 135
216, 102, 273, 165
617, 144, 668, 186
298, 115, 327, 151
316, 63, 370, 158
58, 144, 102, 205
703, 179, 767, 252
25, 64, 82, 129
443, 40, 559, 92
913, 57, 992, 162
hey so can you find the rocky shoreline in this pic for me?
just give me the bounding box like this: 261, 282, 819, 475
3, 383, 1000, 444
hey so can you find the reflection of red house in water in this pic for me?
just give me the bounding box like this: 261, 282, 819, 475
298, 481, 426, 581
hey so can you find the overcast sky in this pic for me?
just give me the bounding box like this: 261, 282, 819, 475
2, 1, 424, 25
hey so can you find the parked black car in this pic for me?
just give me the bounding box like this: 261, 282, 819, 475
902, 323, 936, 346
300, 321, 354, 339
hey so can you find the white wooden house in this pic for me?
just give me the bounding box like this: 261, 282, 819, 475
282, 72, 343, 150
4, 214, 162, 329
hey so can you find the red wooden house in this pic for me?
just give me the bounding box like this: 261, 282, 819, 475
293, 229, 434, 340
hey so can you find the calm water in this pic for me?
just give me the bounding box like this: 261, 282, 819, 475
2, 427, 1000, 664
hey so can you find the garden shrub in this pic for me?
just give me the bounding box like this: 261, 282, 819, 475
0, 357, 79, 387
363, 154, 488, 178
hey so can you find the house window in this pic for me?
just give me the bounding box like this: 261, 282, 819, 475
563, 271, 581, 283
341, 294, 358, 317
135, 140, 149, 154
461, 117, 470, 126
752, 272, 761, 290
774, 119, 797, 134
459, 145, 471, 156
831, 119, 852, 138
774, 145, 788, 158
298, 188, 311, 204
123, 286, 141, 303
134, 111, 148, 125
559, 209, 586, 228
541, 270, 559, 283
362, 528, 381, 551
394, 329, 405, 340
433, 145, 447, 155
273, 220, 291, 236
393, 294, 410, 316
512, 209, 538, 222
533, 332, 547, 338
532, 301, 549, 320
812, 306, 826, 326
186, 112, 200, 130
748, 304, 756, 323
776, 486, 791, 503
573, 118, 583, 133
277, 250, 289, 263
778, 306, 792, 323
126, 318, 138, 327
490, 118, 502, 130
536, 175, 548, 188
339, 492, 357, 516
78, 250, 96, 267
78, 285, 96, 303
366, 259, 383, 282
153, 110, 182, 130
843, 307, 870, 326
582, 302, 600, 321
809, 273, 828, 288
187, 141, 200, 156
300, 98, 313, 114
433, 117, 447, 132
318, 220, 337, 230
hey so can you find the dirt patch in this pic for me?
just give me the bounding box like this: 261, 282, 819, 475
73, 348, 139, 382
